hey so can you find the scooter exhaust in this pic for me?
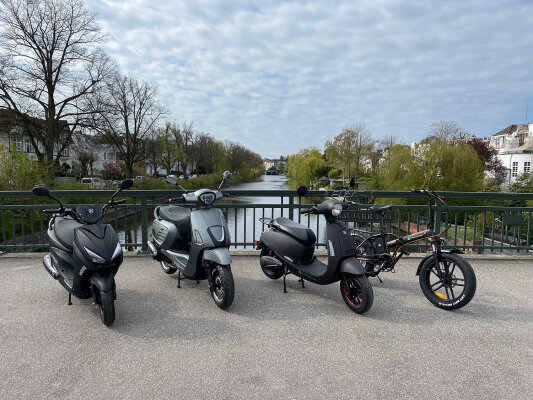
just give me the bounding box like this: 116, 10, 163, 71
43, 254, 59, 279
147, 241, 158, 259
260, 255, 283, 270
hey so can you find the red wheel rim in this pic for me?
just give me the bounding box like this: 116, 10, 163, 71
344, 278, 363, 306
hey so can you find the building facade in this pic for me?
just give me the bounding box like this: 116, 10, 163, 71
489, 124, 533, 184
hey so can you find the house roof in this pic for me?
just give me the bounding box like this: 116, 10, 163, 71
491, 124, 530, 137
0, 108, 70, 135
492, 125, 517, 137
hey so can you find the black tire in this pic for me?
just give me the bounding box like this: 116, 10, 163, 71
160, 259, 178, 275
419, 252, 476, 310
210, 264, 235, 309
340, 274, 374, 314
259, 247, 284, 279
97, 290, 115, 326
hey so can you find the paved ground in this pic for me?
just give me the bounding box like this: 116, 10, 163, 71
0, 255, 532, 400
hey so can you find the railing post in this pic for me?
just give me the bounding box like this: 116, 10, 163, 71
435, 201, 442, 234
289, 194, 294, 220
141, 195, 148, 252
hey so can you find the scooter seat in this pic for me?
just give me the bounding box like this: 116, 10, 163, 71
158, 206, 191, 228
271, 217, 316, 246
54, 217, 83, 250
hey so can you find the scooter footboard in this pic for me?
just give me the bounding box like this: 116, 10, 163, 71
203, 248, 232, 266
339, 257, 366, 276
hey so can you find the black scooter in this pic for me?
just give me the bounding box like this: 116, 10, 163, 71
255, 186, 373, 314
32, 179, 133, 326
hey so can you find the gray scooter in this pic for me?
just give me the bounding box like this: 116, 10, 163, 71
148, 171, 235, 309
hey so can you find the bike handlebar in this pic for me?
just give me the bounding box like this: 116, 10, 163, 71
114, 199, 126, 205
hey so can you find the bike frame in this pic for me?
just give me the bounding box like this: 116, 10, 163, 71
351, 193, 447, 278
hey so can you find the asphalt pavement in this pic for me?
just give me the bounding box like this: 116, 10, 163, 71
0, 255, 532, 400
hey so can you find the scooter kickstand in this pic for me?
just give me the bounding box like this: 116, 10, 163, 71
283, 268, 288, 293
177, 271, 181, 288
298, 278, 305, 288
68, 293, 72, 305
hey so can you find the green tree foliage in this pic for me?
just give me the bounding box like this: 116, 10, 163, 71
325, 124, 371, 179
377, 141, 484, 195
286, 148, 326, 185
0, 145, 49, 190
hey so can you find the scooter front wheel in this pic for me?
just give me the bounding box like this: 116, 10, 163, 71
210, 264, 235, 310
96, 290, 115, 326
340, 274, 373, 314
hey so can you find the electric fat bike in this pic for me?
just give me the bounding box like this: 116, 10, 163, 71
350, 189, 476, 310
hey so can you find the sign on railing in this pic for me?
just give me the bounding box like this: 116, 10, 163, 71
338, 209, 395, 223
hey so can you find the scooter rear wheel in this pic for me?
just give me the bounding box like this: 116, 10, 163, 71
259, 248, 284, 280
96, 290, 115, 326
210, 264, 235, 310
340, 274, 373, 314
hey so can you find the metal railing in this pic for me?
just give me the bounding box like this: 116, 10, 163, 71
1, 189, 533, 254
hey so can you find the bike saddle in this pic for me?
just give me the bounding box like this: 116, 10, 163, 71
271, 217, 316, 246
369, 205, 392, 213
54, 217, 83, 251
158, 206, 191, 227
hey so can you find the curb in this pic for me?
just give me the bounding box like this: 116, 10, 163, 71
1, 250, 532, 261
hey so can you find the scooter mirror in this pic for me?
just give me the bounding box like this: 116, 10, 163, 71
166, 175, 177, 185
296, 186, 308, 197
32, 186, 51, 197
349, 177, 355, 188
120, 179, 134, 190
223, 170, 231, 180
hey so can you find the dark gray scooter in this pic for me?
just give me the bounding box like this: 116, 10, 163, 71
148, 171, 234, 309
32, 179, 134, 326
256, 186, 373, 314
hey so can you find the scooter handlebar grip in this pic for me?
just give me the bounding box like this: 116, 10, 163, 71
114, 199, 126, 205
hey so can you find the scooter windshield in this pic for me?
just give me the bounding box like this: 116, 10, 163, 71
77, 205, 104, 224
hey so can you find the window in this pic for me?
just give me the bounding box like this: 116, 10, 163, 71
24, 139, 33, 153
512, 161, 518, 177
525, 162, 531, 173
15, 137, 23, 152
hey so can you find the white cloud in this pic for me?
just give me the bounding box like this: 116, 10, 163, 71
86, 0, 533, 157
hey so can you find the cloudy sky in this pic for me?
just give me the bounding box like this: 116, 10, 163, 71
86, 0, 533, 158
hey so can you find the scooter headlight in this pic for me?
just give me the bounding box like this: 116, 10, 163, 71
331, 203, 343, 217
112, 242, 123, 259
84, 246, 107, 264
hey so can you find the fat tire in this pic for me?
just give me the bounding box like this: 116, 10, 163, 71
259, 247, 284, 279
419, 252, 476, 310
99, 290, 115, 326
160, 259, 178, 275
211, 264, 235, 309
340, 274, 373, 314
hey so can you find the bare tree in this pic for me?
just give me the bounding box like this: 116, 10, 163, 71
91, 74, 164, 177
0, 0, 116, 165
429, 121, 467, 142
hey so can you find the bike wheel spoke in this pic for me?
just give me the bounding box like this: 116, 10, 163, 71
431, 279, 444, 289
449, 263, 456, 276
449, 285, 455, 299
445, 285, 451, 299
432, 283, 445, 292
